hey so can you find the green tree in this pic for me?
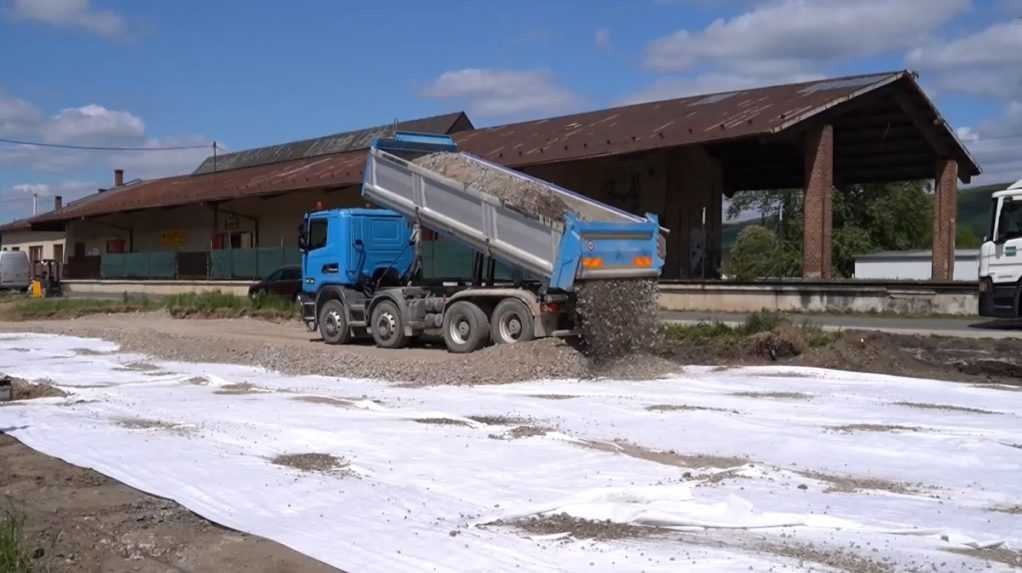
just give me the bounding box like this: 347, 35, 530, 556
956, 226, 981, 249
727, 181, 934, 278
725, 225, 783, 280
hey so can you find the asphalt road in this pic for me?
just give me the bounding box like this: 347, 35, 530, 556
661, 310, 1022, 339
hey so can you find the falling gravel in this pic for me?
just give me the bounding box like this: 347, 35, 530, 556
575, 279, 662, 362
412, 152, 570, 221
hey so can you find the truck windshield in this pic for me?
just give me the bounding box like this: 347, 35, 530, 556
997, 199, 1022, 242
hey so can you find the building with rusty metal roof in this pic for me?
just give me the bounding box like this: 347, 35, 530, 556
12, 70, 980, 287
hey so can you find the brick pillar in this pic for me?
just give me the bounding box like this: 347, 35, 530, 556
802, 124, 834, 279
931, 159, 958, 281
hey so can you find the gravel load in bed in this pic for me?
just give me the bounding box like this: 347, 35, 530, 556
412, 153, 570, 222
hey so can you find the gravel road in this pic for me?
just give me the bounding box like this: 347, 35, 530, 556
0, 311, 614, 385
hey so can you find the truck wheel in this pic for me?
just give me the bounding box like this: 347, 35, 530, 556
318, 299, 350, 345
443, 301, 490, 353
491, 298, 535, 344
371, 300, 408, 349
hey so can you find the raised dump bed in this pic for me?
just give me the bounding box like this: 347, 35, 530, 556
362, 132, 664, 291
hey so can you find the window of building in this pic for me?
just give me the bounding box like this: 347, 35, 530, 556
106, 239, 126, 253
229, 231, 252, 249
28, 245, 42, 264
53, 244, 64, 264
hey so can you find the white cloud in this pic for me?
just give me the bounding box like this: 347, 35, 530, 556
0, 91, 43, 136
12, 0, 125, 38
594, 27, 611, 51
12, 183, 50, 196
110, 135, 215, 180
42, 104, 145, 143
0, 87, 211, 181
959, 101, 1022, 186
907, 20, 1022, 100
645, 0, 968, 74
621, 71, 822, 105
420, 68, 582, 118
2, 180, 100, 220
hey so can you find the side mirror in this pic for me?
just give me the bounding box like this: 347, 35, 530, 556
297, 224, 308, 251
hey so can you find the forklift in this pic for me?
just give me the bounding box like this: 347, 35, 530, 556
30, 259, 63, 298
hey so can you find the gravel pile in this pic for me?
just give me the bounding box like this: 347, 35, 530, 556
575, 279, 662, 363
413, 153, 570, 221
15, 315, 681, 384
21, 319, 599, 385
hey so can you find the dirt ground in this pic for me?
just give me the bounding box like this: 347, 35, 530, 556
0, 435, 341, 573
3, 312, 1019, 572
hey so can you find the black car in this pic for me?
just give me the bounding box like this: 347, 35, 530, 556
248, 266, 302, 300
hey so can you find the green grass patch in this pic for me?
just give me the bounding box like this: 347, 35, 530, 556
663, 311, 785, 342
798, 321, 839, 348
0, 506, 32, 573
662, 311, 838, 349
0, 295, 160, 321
165, 291, 298, 320
0, 290, 298, 322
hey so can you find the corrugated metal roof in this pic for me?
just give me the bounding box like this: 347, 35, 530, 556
26, 71, 981, 226
0, 218, 32, 232
32, 149, 369, 224
453, 71, 979, 177
193, 112, 471, 174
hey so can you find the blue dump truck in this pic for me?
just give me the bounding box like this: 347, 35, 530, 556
298, 132, 665, 353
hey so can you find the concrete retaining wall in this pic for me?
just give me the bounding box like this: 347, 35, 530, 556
66, 278, 980, 316
64, 279, 251, 297
659, 280, 979, 316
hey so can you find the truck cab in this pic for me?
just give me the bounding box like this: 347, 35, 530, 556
979, 178, 1022, 318
298, 208, 415, 341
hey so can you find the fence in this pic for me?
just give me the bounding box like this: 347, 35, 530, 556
210, 248, 301, 280
85, 248, 300, 281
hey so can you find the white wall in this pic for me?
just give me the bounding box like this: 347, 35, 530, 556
855, 256, 978, 281
0, 230, 66, 261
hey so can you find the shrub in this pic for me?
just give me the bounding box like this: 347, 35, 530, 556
724, 225, 781, 281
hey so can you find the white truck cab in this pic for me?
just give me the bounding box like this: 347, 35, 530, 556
979, 178, 1022, 317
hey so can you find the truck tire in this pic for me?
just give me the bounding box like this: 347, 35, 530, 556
318, 299, 350, 345
490, 298, 535, 345
443, 301, 490, 353
371, 300, 408, 349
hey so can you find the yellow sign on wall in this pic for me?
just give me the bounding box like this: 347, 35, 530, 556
160, 230, 186, 249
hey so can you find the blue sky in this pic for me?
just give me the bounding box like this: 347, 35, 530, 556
2, 0, 1021, 222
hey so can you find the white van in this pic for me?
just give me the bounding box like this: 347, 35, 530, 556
0, 251, 31, 291
979, 178, 1022, 317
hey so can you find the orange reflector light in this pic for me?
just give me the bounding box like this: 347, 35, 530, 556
633, 256, 653, 268
581, 257, 604, 269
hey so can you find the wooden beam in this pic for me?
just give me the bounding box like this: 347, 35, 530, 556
891, 89, 950, 156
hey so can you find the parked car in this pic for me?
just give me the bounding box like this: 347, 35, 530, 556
0, 251, 31, 291
248, 265, 302, 300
